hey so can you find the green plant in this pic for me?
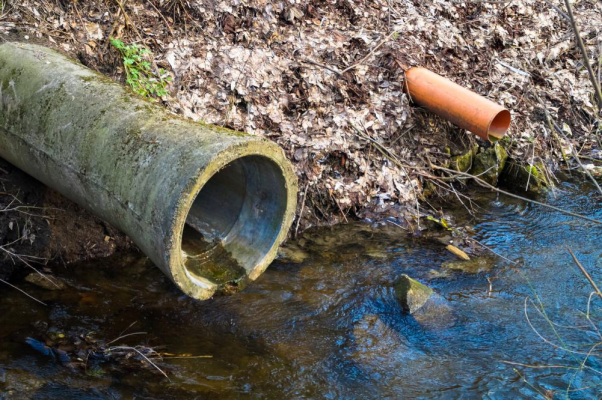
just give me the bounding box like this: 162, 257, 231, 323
109, 38, 171, 99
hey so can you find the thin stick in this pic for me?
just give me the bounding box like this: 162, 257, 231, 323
146, 1, 175, 36
524, 297, 587, 356
502, 360, 589, 371
106, 346, 170, 380
543, 0, 569, 21
563, 0, 602, 111
106, 331, 148, 346
431, 164, 602, 226
567, 248, 602, 300
294, 183, 309, 238
470, 238, 517, 265
301, 58, 342, 75
0, 278, 47, 306
550, 120, 602, 195
302, 30, 400, 76
161, 355, 213, 359
340, 30, 400, 75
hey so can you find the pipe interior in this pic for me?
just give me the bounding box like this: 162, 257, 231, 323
488, 109, 511, 140
181, 155, 287, 285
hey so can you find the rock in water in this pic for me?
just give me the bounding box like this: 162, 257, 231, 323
393, 274, 433, 314
24, 273, 67, 290
349, 314, 419, 372
393, 274, 456, 329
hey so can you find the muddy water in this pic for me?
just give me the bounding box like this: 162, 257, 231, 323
1, 181, 601, 399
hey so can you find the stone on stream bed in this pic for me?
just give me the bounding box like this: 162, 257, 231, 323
349, 314, 420, 372
393, 275, 455, 329
441, 255, 497, 274
394, 275, 433, 314
24, 273, 68, 290
276, 243, 310, 264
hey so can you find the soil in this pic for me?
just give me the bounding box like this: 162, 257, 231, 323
0, 159, 132, 281
0, 0, 600, 280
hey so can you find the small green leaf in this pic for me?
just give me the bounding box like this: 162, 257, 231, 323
110, 38, 170, 100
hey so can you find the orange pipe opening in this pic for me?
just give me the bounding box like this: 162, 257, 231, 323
405, 67, 511, 142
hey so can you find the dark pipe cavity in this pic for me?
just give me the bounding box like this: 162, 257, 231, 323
182, 156, 288, 286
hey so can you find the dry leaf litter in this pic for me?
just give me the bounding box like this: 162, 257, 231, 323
1, 0, 600, 231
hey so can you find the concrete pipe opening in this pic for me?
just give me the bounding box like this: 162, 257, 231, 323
0, 42, 298, 300
178, 155, 288, 293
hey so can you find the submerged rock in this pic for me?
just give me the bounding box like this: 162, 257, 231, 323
393, 274, 433, 314
2, 368, 46, 399
393, 275, 455, 329
411, 294, 456, 330
349, 314, 418, 370
441, 255, 497, 274
24, 273, 67, 290
276, 243, 310, 264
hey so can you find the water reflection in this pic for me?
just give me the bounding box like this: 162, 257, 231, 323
0, 181, 601, 399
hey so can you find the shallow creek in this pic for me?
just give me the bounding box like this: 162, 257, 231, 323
1, 181, 601, 399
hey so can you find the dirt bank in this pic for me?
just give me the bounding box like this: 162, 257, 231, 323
0, 159, 132, 280
0, 0, 600, 278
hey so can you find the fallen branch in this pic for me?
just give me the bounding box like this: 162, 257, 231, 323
339, 30, 400, 75
0, 278, 47, 306
105, 345, 170, 380
431, 164, 602, 226
303, 30, 400, 76
567, 248, 602, 301
562, 0, 602, 111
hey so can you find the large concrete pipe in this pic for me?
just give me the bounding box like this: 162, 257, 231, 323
0, 42, 297, 300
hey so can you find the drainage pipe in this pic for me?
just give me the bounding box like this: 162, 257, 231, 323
0, 42, 297, 300
405, 67, 511, 142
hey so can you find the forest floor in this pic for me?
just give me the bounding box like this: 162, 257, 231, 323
0, 0, 600, 277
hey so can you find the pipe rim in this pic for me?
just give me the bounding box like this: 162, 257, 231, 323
487, 109, 511, 141
168, 140, 297, 300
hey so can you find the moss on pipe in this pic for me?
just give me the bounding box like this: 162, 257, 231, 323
0, 42, 297, 299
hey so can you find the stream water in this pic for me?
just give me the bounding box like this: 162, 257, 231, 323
1, 180, 601, 399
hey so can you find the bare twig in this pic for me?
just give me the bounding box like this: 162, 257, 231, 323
301, 58, 342, 75
105, 345, 170, 380
524, 297, 589, 356
542, 0, 569, 21
550, 120, 602, 195
431, 164, 602, 226
339, 30, 400, 75
567, 248, 602, 300
0, 278, 47, 306
161, 354, 213, 359
501, 360, 595, 372
562, 0, 602, 111
106, 331, 148, 346
303, 30, 400, 76
294, 182, 309, 238
146, 1, 175, 36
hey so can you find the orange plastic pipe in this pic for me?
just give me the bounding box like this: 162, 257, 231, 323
405, 67, 511, 142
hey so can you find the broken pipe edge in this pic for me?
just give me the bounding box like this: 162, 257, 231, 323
0, 42, 297, 300
405, 66, 511, 142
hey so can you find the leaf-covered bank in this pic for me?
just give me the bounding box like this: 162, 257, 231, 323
0, 0, 600, 271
